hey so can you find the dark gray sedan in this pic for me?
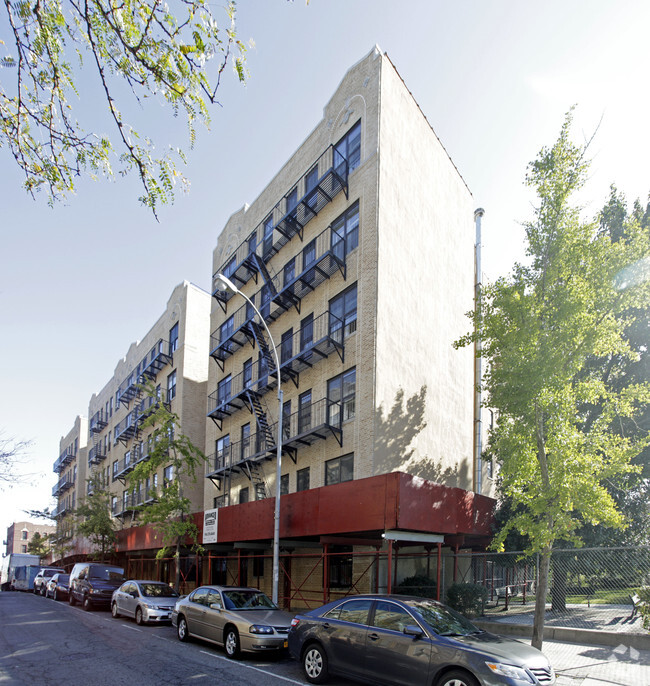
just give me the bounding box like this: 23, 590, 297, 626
288, 594, 555, 686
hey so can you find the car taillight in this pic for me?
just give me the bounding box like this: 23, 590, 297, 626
290, 618, 300, 627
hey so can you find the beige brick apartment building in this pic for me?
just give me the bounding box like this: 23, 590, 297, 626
199, 47, 495, 605
53, 281, 211, 565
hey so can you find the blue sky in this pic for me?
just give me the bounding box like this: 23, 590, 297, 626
1, 0, 649, 534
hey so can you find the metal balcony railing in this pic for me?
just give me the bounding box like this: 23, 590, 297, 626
206, 398, 342, 482
212, 144, 349, 305
116, 339, 172, 408
208, 312, 345, 424
88, 443, 106, 466
114, 409, 139, 445
89, 409, 108, 433
53, 448, 75, 474
52, 473, 74, 497
113, 447, 140, 481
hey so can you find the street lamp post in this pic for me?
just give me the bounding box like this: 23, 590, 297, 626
213, 274, 284, 606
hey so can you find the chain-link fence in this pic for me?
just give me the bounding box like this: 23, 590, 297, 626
451, 546, 650, 633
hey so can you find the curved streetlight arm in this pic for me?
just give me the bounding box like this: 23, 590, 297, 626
214, 273, 284, 606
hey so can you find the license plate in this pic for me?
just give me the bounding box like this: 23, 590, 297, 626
283, 640, 288, 648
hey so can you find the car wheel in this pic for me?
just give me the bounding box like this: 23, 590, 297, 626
436, 670, 480, 686
177, 616, 190, 642
224, 627, 241, 660
69, 593, 76, 606
111, 602, 120, 618
303, 643, 329, 684
135, 607, 144, 626
83, 596, 93, 611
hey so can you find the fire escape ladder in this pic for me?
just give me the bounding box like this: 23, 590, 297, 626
247, 391, 276, 448
248, 320, 276, 380
243, 459, 269, 498
251, 253, 278, 298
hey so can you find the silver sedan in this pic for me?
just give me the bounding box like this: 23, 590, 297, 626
111, 580, 179, 625
172, 585, 294, 659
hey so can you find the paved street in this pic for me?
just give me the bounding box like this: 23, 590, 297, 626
2, 591, 648, 686
0, 591, 356, 686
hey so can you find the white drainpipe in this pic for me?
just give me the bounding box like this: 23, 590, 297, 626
474, 208, 485, 494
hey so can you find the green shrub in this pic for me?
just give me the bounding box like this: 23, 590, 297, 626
638, 587, 650, 631
395, 574, 437, 599
446, 583, 488, 618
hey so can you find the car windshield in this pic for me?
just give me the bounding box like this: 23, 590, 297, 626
140, 583, 179, 598
406, 599, 480, 637
89, 568, 125, 582
222, 590, 277, 610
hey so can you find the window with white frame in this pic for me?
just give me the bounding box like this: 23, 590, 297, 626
334, 120, 361, 174
167, 370, 177, 401
169, 322, 179, 354
332, 202, 359, 260
328, 368, 356, 426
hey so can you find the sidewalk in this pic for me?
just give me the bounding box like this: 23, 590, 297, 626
532, 636, 650, 686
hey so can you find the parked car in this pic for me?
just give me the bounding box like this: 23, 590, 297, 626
33, 567, 65, 596
288, 594, 555, 686
68, 563, 125, 611
172, 586, 294, 659
112, 580, 179, 625
45, 573, 70, 601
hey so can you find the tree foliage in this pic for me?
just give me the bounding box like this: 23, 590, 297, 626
26, 531, 49, 557
0, 0, 247, 214
456, 110, 650, 647
75, 474, 117, 561
127, 383, 205, 590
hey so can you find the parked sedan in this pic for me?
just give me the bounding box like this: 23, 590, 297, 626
111, 580, 179, 625
33, 567, 65, 596
288, 594, 555, 686
172, 586, 294, 659
45, 573, 70, 601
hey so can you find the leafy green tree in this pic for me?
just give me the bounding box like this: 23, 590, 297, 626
26, 531, 49, 558
1, 0, 247, 214
76, 474, 117, 561
127, 384, 205, 591
456, 111, 650, 648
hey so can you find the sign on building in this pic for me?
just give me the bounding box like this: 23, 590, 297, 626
202, 508, 218, 544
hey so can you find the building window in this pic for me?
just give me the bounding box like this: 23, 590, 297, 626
328, 546, 353, 588
263, 215, 273, 256
253, 555, 264, 578
223, 254, 236, 279
21, 530, 28, 540
283, 257, 295, 287
169, 322, 179, 354
213, 494, 229, 509
255, 483, 266, 501
329, 284, 357, 338
325, 454, 354, 486
123, 490, 129, 510
216, 435, 231, 464
167, 370, 177, 401
300, 313, 313, 357
220, 315, 234, 344
281, 328, 293, 364
282, 400, 292, 442
248, 232, 257, 256
335, 120, 361, 174
297, 467, 310, 492
332, 202, 359, 259
280, 474, 289, 496
306, 165, 319, 195
303, 239, 316, 270
241, 424, 251, 460
239, 487, 249, 504
21, 545, 27, 553
243, 358, 253, 388
298, 390, 312, 434
328, 368, 356, 425
112, 460, 118, 479
163, 464, 174, 487
286, 187, 298, 214
260, 283, 271, 320
217, 374, 231, 405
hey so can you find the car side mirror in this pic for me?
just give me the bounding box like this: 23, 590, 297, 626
209, 603, 222, 611
403, 624, 424, 638
131, 591, 139, 598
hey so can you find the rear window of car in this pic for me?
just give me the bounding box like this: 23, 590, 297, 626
323, 599, 373, 625
140, 583, 178, 598
89, 567, 125, 581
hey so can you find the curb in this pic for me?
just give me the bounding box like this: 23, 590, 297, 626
474, 620, 650, 652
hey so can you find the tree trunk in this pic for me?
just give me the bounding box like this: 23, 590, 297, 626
174, 537, 181, 593
551, 556, 567, 612
532, 549, 550, 650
